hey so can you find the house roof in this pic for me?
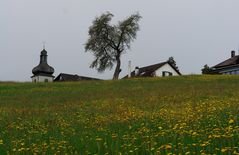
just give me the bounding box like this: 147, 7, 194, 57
123, 61, 181, 78
213, 55, 239, 68
54, 73, 101, 82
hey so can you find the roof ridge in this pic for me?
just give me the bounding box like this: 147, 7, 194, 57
213, 55, 239, 68
139, 61, 167, 69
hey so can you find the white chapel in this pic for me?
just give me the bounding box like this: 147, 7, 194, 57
31, 48, 55, 82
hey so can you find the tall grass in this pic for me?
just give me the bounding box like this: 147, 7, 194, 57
0, 75, 239, 154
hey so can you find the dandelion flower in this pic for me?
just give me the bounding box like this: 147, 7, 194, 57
165, 144, 172, 149
229, 119, 234, 124
221, 148, 227, 153
95, 138, 103, 142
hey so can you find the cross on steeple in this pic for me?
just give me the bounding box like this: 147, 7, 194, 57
43, 41, 46, 50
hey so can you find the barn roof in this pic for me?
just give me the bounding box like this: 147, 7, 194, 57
54, 73, 101, 82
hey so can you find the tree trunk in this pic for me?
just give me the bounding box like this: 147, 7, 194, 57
113, 54, 121, 80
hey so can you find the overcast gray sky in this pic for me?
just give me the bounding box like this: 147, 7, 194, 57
1, 0, 239, 81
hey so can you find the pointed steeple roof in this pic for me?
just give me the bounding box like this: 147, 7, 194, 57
32, 48, 54, 76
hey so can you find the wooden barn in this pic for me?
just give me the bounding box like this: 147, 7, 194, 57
54, 73, 101, 82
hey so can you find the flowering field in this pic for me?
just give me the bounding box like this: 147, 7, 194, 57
0, 75, 239, 154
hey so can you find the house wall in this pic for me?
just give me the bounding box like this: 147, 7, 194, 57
219, 68, 239, 75
32, 75, 54, 82
155, 63, 180, 77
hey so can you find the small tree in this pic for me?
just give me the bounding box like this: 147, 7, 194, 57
168, 57, 180, 72
85, 12, 141, 80
201, 64, 213, 74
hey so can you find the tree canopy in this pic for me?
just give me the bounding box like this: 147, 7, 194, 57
85, 12, 142, 79
201, 64, 213, 74
167, 56, 180, 73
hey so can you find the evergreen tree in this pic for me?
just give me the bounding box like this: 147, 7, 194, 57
168, 57, 179, 72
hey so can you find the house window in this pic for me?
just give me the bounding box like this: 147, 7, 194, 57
44, 79, 48, 82
162, 71, 173, 77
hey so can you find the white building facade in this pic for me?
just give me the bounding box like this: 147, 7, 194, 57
32, 75, 54, 82
155, 63, 180, 77
124, 61, 181, 78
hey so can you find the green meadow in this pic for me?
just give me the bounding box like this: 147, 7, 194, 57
0, 75, 239, 154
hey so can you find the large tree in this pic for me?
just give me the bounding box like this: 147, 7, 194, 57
85, 12, 141, 80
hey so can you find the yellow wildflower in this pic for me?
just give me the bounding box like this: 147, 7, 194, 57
221, 148, 227, 153
95, 138, 103, 142
200, 143, 206, 147
111, 134, 117, 139
165, 144, 172, 149
229, 119, 234, 124
192, 132, 197, 136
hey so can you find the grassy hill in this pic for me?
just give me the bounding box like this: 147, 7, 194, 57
0, 75, 239, 154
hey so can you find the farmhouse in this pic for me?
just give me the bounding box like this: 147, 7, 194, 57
54, 73, 101, 82
123, 61, 181, 78
211, 51, 239, 75
31, 48, 55, 82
